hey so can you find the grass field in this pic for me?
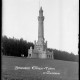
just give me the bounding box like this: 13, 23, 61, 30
2, 56, 79, 80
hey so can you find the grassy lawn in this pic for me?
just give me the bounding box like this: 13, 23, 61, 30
2, 56, 79, 80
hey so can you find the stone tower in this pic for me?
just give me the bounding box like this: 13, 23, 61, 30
28, 7, 54, 59
38, 7, 44, 44
37, 7, 46, 52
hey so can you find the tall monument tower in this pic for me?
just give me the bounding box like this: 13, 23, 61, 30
38, 7, 44, 43
37, 7, 46, 51
28, 7, 54, 59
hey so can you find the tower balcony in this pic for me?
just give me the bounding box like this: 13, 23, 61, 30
38, 16, 44, 21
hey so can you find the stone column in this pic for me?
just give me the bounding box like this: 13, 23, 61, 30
38, 7, 44, 44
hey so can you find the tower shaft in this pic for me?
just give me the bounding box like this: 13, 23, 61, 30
38, 7, 44, 44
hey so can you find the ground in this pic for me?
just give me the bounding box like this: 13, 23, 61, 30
2, 56, 79, 80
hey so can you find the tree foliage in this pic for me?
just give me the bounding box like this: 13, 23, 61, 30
48, 48, 79, 62
1, 36, 34, 57
1, 35, 78, 62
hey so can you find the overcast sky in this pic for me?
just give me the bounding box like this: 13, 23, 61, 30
2, 0, 79, 55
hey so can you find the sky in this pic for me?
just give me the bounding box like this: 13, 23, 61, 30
2, 0, 79, 55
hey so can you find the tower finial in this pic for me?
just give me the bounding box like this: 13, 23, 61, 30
40, 6, 42, 11
39, 0, 42, 9
39, 6, 43, 12
39, 0, 41, 9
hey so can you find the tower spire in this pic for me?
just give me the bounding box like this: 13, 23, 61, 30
39, 0, 42, 9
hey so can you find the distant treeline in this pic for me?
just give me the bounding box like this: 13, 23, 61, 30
48, 48, 79, 62
1, 36, 78, 62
